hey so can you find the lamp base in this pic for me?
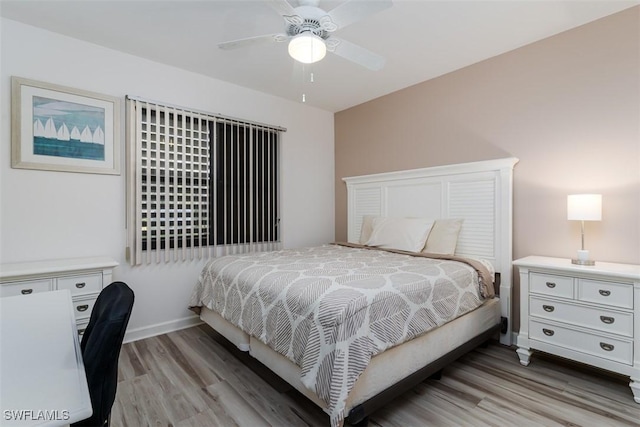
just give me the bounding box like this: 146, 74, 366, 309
571, 258, 595, 266
572, 249, 594, 266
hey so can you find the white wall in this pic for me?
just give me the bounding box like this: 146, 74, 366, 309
0, 19, 335, 340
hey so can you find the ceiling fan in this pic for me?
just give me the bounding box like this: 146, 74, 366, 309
218, 0, 392, 71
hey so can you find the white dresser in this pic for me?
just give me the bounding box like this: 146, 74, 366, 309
514, 256, 640, 403
0, 257, 118, 334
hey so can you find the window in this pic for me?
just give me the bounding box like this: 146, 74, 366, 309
126, 98, 283, 265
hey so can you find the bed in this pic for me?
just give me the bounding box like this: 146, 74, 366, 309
189, 157, 519, 426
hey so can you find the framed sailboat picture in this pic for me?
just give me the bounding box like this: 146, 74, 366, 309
11, 77, 120, 174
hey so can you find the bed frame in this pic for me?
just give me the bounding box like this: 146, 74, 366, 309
199, 157, 519, 425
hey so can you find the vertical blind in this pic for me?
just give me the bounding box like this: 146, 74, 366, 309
126, 97, 284, 265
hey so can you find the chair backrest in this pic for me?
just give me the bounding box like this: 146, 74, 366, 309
73, 281, 134, 427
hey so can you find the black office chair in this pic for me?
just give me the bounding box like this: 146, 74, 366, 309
72, 281, 134, 427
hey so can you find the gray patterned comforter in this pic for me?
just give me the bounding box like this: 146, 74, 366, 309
189, 244, 493, 427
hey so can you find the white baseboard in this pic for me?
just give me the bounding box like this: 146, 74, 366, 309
124, 315, 203, 343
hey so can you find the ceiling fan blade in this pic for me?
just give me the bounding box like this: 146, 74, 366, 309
218, 34, 287, 50
326, 0, 392, 30
266, 0, 303, 25
327, 37, 385, 71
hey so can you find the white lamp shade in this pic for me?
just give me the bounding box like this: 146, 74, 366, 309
288, 33, 326, 64
567, 194, 602, 221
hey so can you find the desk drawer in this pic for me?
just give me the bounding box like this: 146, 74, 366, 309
529, 296, 633, 337
0, 279, 53, 297
530, 273, 573, 298
530, 319, 632, 365
578, 279, 633, 309
57, 273, 102, 296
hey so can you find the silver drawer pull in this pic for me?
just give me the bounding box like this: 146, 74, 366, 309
75, 282, 86, 289
546, 282, 556, 288
76, 304, 89, 312
78, 328, 86, 336
543, 305, 555, 312
543, 328, 555, 336
600, 342, 614, 352
599, 289, 611, 297
20, 289, 33, 295
600, 316, 615, 324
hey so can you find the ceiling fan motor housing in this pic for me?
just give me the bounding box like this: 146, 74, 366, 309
287, 19, 328, 39
286, 5, 336, 39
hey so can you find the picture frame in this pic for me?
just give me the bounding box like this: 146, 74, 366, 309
11, 76, 121, 175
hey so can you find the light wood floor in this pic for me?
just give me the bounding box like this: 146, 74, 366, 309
111, 325, 640, 426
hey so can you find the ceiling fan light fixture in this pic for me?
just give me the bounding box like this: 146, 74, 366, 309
288, 33, 326, 64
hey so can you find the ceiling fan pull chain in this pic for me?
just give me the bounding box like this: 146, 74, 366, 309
310, 72, 314, 83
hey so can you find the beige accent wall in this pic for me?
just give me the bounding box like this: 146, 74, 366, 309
335, 7, 640, 331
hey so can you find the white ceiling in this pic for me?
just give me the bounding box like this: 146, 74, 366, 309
1, 0, 638, 112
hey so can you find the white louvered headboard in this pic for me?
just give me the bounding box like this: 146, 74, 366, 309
343, 157, 519, 345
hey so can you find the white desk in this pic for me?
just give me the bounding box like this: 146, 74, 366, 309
0, 290, 92, 426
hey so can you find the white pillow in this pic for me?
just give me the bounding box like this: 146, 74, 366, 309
365, 217, 434, 252
423, 218, 463, 255
359, 215, 376, 244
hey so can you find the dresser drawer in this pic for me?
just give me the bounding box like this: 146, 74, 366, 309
57, 273, 102, 296
76, 319, 90, 337
530, 273, 574, 298
0, 278, 53, 297
72, 296, 97, 321
578, 279, 633, 309
530, 319, 632, 365
530, 296, 633, 337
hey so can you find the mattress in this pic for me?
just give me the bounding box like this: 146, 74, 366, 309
190, 244, 496, 426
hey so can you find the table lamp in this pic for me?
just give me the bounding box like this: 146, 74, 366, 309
567, 194, 602, 265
